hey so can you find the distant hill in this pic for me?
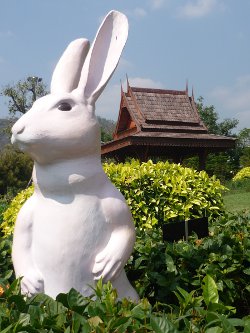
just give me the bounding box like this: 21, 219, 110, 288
97, 116, 116, 138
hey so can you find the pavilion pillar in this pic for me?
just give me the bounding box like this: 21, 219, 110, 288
138, 145, 149, 162
198, 149, 208, 170
172, 155, 183, 164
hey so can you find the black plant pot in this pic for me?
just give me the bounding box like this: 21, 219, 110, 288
162, 217, 209, 242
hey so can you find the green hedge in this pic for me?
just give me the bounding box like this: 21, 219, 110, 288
103, 160, 226, 228
1, 186, 34, 237
233, 167, 250, 181
1, 160, 226, 236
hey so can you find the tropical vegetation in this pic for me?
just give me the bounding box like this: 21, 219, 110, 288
0, 160, 250, 331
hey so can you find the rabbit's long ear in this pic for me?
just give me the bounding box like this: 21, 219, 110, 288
51, 38, 90, 94
76, 10, 128, 104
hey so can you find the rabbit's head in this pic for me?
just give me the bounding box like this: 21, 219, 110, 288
11, 11, 128, 164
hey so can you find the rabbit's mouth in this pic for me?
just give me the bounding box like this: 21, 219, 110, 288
11, 134, 19, 145
11, 133, 36, 152
11, 134, 27, 151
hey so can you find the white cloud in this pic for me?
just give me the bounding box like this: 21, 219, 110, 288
133, 7, 147, 18
126, 0, 170, 20
177, 0, 218, 19
0, 30, 14, 37
209, 75, 250, 130
118, 58, 133, 71
0, 57, 4, 64
127, 77, 164, 89
125, 7, 147, 19
96, 77, 164, 121
149, 0, 168, 10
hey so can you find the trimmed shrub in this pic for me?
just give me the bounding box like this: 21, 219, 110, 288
233, 166, 250, 181
104, 160, 226, 229
1, 186, 34, 237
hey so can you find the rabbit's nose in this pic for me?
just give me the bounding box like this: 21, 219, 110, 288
12, 122, 25, 135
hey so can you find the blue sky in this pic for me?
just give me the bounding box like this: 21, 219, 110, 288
0, 0, 250, 131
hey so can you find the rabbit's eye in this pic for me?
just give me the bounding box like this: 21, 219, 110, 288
58, 102, 72, 111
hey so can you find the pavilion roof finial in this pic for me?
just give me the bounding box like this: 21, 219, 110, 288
186, 79, 189, 94
126, 74, 130, 92
120, 79, 124, 93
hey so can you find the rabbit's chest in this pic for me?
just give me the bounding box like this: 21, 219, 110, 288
32, 194, 110, 254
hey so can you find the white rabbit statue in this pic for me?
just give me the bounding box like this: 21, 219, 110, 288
11, 10, 138, 301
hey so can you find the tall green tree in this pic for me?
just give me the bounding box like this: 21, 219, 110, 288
237, 128, 250, 148
1, 76, 48, 116
237, 128, 250, 167
196, 96, 238, 136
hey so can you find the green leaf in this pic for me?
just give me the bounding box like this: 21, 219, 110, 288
202, 275, 219, 306
8, 295, 27, 312
109, 317, 132, 332
243, 268, 250, 275
0, 325, 13, 333
165, 254, 177, 273
205, 327, 223, 333
14, 313, 30, 328
64, 327, 71, 333
227, 318, 245, 327
56, 292, 69, 308
150, 315, 179, 333
88, 316, 103, 327
5, 277, 21, 296
72, 312, 89, 332
130, 304, 146, 320
67, 288, 89, 311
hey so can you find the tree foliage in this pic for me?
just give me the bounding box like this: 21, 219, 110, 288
0, 145, 33, 195
238, 128, 250, 148
196, 96, 238, 136
240, 147, 250, 167
195, 97, 250, 180
98, 116, 115, 143
1, 76, 48, 116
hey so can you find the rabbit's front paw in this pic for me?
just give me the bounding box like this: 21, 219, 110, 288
92, 248, 123, 282
21, 269, 44, 296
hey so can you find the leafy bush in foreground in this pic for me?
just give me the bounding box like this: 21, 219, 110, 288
0, 208, 250, 330
0, 277, 249, 332
127, 212, 250, 318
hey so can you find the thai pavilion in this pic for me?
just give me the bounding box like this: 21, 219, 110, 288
101, 80, 235, 169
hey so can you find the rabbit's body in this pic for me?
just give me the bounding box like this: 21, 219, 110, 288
15, 158, 136, 299
11, 10, 138, 300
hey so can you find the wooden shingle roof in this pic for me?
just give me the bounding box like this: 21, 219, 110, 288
131, 87, 200, 123
101, 81, 236, 164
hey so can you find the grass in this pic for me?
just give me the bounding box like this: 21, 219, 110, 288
223, 178, 250, 213
223, 191, 250, 213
